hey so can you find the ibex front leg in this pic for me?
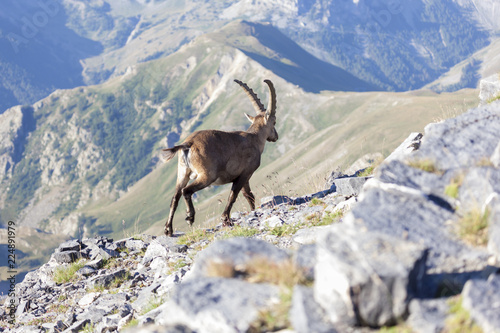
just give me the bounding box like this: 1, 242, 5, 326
242, 181, 256, 211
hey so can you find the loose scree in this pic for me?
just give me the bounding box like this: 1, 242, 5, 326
162, 79, 278, 236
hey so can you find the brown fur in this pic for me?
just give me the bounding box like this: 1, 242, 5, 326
162, 79, 278, 236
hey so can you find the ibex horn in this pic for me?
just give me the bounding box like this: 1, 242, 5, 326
234, 79, 265, 115
264, 79, 276, 119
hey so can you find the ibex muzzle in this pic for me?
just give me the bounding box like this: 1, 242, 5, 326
162, 79, 278, 236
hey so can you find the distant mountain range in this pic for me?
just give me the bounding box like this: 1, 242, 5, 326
1, 0, 499, 112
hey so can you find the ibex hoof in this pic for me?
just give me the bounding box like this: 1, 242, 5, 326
222, 217, 234, 227
185, 216, 195, 226
164, 226, 173, 237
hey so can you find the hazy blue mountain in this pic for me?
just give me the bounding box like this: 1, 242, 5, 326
0, 0, 496, 113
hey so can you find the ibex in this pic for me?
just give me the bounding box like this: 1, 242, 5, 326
162, 79, 278, 236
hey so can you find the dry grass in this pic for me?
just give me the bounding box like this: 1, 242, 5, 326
458, 208, 489, 247
249, 289, 293, 333
407, 158, 441, 174
205, 257, 310, 288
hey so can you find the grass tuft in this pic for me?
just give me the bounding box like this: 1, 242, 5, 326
407, 159, 441, 174
458, 208, 489, 246
444, 296, 483, 333
249, 289, 293, 333
53, 259, 86, 284
444, 174, 464, 199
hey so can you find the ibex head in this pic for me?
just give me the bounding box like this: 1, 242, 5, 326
234, 79, 278, 142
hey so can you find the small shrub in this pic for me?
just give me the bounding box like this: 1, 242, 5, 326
53, 259, 86, 284
444, 296, 483, 333
458, 208, 489, 246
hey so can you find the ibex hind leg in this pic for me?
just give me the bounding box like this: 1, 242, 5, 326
181, 175, 215, 227
165, 164, 191, 236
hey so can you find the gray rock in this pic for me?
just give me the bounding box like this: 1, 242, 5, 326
415, 104, 500, 170
262, 215, 284, 228
41, 320, 67, 332
407, 298, 449, 333
85, 257, 104, 270
292, 226, 330, 246
52, 251, 81, 264
488, 196, 500, 260
491, 141, 500, 168
479, 73, 500, 106
76, 266, 96, 277
462, 274, 500, 333
88, 269, 129, 288
290, 285, 337, 333
334, 176, 371, 197
260, 195, 293, 208
347, 184, 486, 271
63, 319, 90, 333
142, 238, 171, 266
56, 239, 82, 253
459, 167, 500, 210
385, 132, 423, 163
155, 277, 279, 333
191, 238, 289, 278
377, 159, 452, 197
86, 243, 119, 261
315, 224, 428, 327
125, 239, 148, 251
293, 244, 316, 281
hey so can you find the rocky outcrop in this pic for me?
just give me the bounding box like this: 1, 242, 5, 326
2, 102, 500, 332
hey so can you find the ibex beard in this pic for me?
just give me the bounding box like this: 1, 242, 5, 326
162, 79, 278, 236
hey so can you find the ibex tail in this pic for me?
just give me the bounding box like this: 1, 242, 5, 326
161, 144, 190, 162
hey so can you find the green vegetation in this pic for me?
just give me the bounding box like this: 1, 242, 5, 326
407, 159, 441, 174
140, 296, 165, 315
444, 174, 464, 199
488, 93, 500, 104
377, 325, 413, 333
308, 198, 325, 207
458, 208, 490, 246
222, 225, 260, 239
81, 323, 95, 333
53, 259, 86, 284
445, 297, 483, 333
249, 290, 293, 333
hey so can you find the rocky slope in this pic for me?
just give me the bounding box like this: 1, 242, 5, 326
2, 88, 500, 332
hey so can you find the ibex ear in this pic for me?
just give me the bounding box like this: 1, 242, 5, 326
245, 113, 255, 123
